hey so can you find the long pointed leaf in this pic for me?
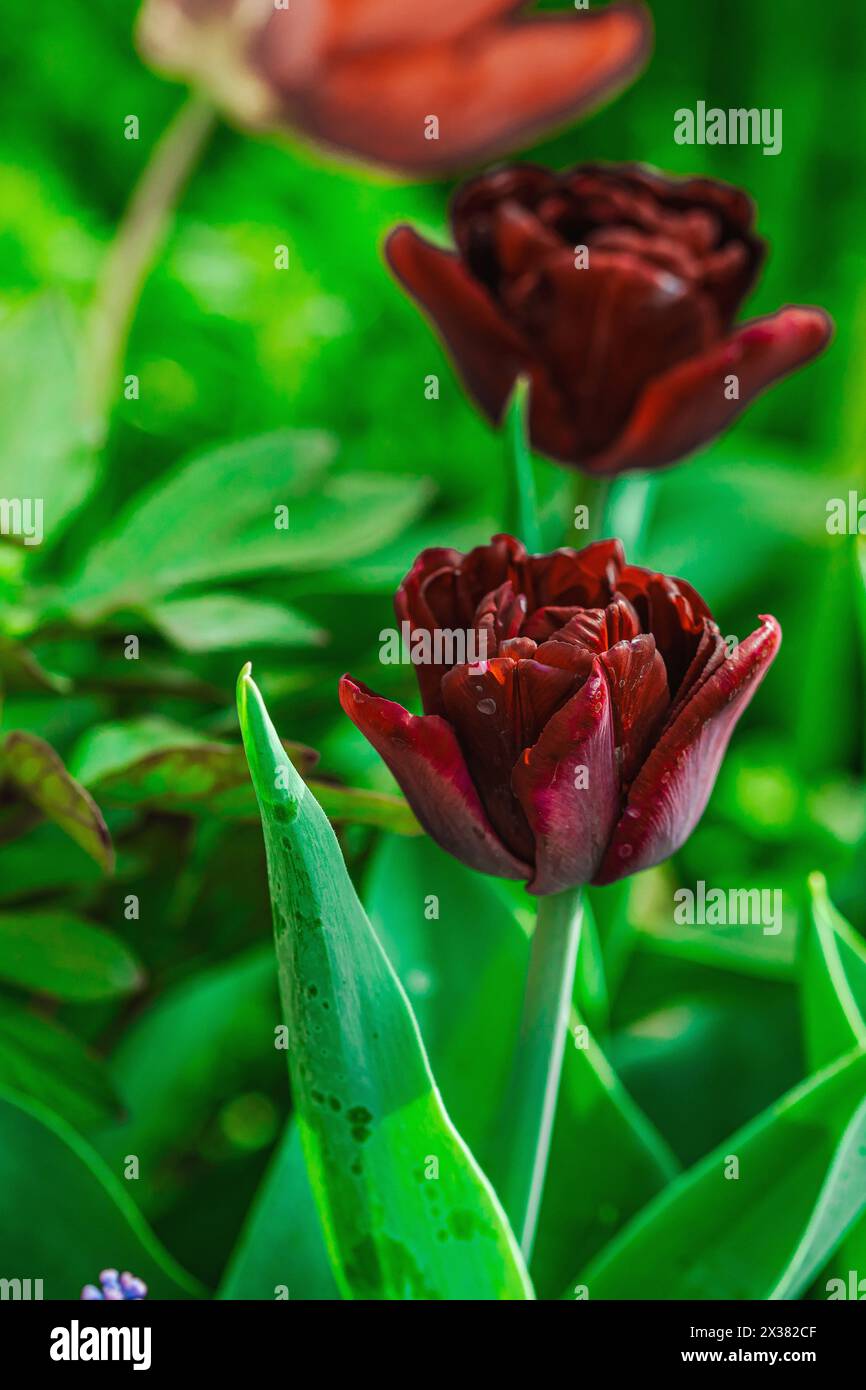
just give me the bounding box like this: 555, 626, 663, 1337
802, 872, 866, 1068
572, 1049, 866, 1299
770, 1095, 866, 1299
237, 666, 532, 1301
365, 833, 677, 1298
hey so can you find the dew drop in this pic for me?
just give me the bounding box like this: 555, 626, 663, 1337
618, 844, 634, 859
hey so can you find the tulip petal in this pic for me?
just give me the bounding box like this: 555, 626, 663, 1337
339, 675, 531, 880
386, 226, 530, 424
523, 538, 625, 609
440, 657, 578, 862
290, 6, 652, 173
504, 246, 718, 459
600, 635, 669, 786
593, 616, 782, 884
584, 307, 834, 476
395, 546, 466, 715
512, 661, 619, 895
315, 0, 525, 55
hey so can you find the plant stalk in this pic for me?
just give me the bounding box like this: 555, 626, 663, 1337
83, 94, 217, 446
499, 884, 584, 1262
505, 377, 541, 550
602, 472, 656, 559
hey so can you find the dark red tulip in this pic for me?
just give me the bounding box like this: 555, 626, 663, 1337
386, 164, 833, 471
137, 1, 651, 174
339, 536, 780, 894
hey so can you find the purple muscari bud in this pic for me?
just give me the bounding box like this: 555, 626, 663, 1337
80, 1268, 149, 1301
120, 1272, 148, 1300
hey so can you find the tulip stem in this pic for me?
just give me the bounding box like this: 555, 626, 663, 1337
498, 884, 584, 1262
83, 93, 218, 448
603, 473, 656, 559
505, 376, 541, 550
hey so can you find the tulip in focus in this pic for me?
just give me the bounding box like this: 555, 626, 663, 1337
340, 535, 781, 894
387, 164, 833, 470
136, 0, 652, 174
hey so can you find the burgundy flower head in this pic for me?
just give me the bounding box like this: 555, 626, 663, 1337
340, 536, 781, 894
387, 164, 833, 471
137, 1, 651, 174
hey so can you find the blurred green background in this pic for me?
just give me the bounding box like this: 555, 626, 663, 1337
0, 0, 864, 1298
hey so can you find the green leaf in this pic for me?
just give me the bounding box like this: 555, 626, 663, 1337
237, 665, 532, 1301
70, 718, 417, 832
631, 865, 797, 981
145, 591, 327, 653
0, 1088, 203, 1298
0, 823, 103, 902
61, 431, 432, 621
1, 731, 114, 872
574, 895, 610, 1036
0, 1000, 122, 1131
0, 912, 144, 1001
73, 718, 317, 814
97, 945, 281, 1214
802, 872, 866, 1069
308, 781, 420, 836
364, 835, 677, 1299
0, 636, 72, 697
574, 1049, 866, 1299
649, 443, 843, 602
219, 1121, 339, 1301
0, 296, 97, 550
770, 1094, 866, 1299
793, 546, 861, 775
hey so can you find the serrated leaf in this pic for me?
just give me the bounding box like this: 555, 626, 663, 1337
0, 1089, 203, 1299
2, 731, 113, 872
0, 912, 143, 1001
237, 665, 532, 1301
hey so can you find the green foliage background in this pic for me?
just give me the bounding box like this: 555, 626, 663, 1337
0, 0, 864, 1298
